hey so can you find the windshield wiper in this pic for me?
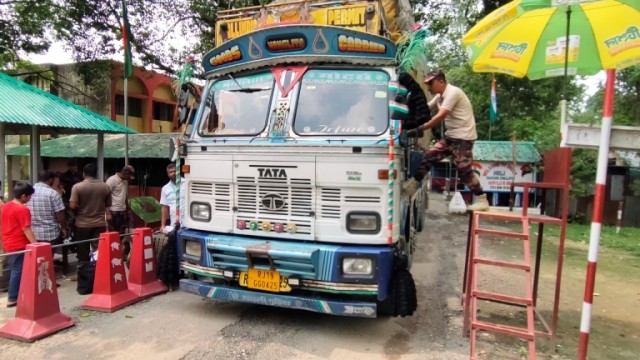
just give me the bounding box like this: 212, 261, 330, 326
226, 74, 269, 93
229, 88, 270, 93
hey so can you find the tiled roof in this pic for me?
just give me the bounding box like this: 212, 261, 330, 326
5, 133, 176, 159
0, 72, 135, 134
473, 141, 541, 163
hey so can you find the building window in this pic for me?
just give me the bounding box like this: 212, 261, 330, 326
115, 95, 143, 117
153, 102, 175, 121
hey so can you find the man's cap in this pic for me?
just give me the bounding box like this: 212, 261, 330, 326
425, 70, 446, 83
122, 165, 136, 179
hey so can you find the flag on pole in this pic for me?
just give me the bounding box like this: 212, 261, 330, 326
122, 0, 133, 79
490, 75, 498, 123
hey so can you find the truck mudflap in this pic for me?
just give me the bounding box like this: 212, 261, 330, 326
180, 279, 378, 318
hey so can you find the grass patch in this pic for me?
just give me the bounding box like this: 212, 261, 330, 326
545, 223, 640, 257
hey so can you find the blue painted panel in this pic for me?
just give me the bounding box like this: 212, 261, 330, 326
202, 25, 396, 74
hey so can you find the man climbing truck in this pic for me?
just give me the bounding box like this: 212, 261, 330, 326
174, 0, 432, 318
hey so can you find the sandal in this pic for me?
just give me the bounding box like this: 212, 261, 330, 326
6, 301, 17, 308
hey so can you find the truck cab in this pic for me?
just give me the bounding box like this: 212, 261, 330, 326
176, 0, 427, 318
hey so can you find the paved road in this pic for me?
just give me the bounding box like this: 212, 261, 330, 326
0, 195, 473, 360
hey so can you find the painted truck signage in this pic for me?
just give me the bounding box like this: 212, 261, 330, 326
216, 3, 381, 46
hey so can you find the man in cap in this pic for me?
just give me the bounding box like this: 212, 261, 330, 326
106, 165, 136, 259
406, 70, 489, 212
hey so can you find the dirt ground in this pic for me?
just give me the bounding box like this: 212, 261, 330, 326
0, 195, 638, 359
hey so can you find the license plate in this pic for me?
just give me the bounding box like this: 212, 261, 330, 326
239, 269, 292, 293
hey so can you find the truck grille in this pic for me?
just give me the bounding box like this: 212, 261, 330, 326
189, 181, 231, 213
236, 176, 313, 235
318, 187, 382, 219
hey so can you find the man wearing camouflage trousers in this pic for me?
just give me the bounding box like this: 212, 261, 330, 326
405, 69, 489, 212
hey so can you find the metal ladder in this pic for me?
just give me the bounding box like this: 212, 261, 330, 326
465, 211, 536, 360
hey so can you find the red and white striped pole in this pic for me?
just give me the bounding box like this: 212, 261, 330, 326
577, 69, 615, 360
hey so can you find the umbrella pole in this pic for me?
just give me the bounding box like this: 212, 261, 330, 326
577, 69, 615, 360
560, 99, 568, 146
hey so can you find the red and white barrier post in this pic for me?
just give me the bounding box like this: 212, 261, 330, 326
0, 243, 74, 342
128, 227, 167, 299
578, 69, 616, 360
81, 232, 139, 312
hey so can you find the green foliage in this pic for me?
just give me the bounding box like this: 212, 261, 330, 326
576, 66, 640, 127
1, 0, 55, 58
569, 149, 598, 197
75, 60, 112, 99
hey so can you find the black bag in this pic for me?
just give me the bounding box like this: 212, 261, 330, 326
76, 261, 96, 295
0, 261, 10, 292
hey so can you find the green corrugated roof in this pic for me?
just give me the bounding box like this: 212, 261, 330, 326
0, 72, 135, 134
473, 141, 541, 163
5, 133, 176, 158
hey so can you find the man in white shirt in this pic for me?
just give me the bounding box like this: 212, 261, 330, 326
408, 70, 489, 212
160, 163, 177, 232
106, 165, 135, 256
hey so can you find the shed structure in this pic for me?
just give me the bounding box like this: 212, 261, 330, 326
0, 71, 135, 191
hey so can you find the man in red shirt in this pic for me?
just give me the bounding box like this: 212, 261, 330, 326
0, 196, 5, 292
1, 183, 37, 307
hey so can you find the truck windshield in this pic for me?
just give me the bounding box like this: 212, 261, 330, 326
198, 72, 273, 136
293, 69, 389, 136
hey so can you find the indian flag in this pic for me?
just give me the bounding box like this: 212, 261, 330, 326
490, 76, 497, 123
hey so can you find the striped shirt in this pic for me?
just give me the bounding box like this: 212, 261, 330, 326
28, 182, 65, 242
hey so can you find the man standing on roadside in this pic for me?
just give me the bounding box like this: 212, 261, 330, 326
70, 164, 111, 263
160, 163, 177, 232
28, 171, 68, 243
1, 183, 37, 307
106, 165, 135, 259
407, 69, 489, 212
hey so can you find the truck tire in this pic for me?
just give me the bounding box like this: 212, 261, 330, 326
377, 256, 417, 317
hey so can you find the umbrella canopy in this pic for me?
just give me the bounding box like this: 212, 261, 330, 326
462, 0, 640, 79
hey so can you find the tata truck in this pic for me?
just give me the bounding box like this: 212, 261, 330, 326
177, 0, 429, 318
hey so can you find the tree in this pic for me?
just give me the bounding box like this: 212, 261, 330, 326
0, 0, 72, 65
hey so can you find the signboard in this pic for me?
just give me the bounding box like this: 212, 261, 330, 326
216, 3, 381, 46
472, 161, 536, 192
202, 25, 396, 74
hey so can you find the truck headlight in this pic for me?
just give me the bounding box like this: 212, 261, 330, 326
347, 212, 380, 233
342, 258, 373, 275
185, 240, 202, 258
190, 202, 211, 222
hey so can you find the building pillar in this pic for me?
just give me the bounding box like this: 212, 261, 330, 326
97, 133, 105, 180
30, 125, 42, 184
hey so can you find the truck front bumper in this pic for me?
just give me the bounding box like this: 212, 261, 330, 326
180, 279, 378, 318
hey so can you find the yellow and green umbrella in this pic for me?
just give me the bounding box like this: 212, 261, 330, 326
463, 0, 640, 80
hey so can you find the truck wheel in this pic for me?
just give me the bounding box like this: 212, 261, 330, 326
377, 257, 417, 317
